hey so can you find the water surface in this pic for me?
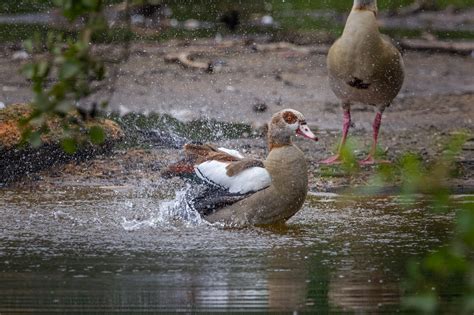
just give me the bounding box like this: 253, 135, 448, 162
0, 186, 463, 312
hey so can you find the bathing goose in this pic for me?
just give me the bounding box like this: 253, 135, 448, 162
167, 109, 318, 227
322, 0, 404, 164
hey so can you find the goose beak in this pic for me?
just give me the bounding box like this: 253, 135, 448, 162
296, 123, 318, 141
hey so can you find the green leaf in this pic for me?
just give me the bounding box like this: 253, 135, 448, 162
64, 0, 73, 11
81, 0, 98, 8
339, 138, 359, 174
34, 93, 50, 111
30, 116, 46, 128
22, 63, 35, 79
29, 131, 42, 148
94, 63, 105, 80
32, 32, 42, 50
52, 45, 63, 55
52, 0, 64, 7
59, 60, 81, 79
463, 293, 474, 312
50, 82, 67, 100
61, 138, 77, 154
402, 294, 437, 313
37, 61, 50, 78
457, 207, 474, 247
23, 39, 34, 53
89, 126, 105, 144
55, 101, 74, 114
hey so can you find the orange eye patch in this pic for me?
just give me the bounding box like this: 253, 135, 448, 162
282, 111, 298, 124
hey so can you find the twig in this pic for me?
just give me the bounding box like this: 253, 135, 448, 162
400, 39, 474, 55
251, 42, 329, 55
164, 52, 213, 72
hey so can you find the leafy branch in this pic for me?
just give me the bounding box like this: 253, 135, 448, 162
398, 132, 474, 313
20, 0, 108, 153
333, 131, 472, 312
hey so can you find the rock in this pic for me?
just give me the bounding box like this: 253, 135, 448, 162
184, 19, 200, 30
261, 15, 274, 26
463, 141, 474, 151
253, 102, 267, 113
12, 51, 29, 60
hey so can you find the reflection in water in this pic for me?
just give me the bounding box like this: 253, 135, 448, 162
0, 186, 465, 312
267, 246, 309, 311
328, 268, 399, 312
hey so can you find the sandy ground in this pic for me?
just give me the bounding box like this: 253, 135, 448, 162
0, 38, 473, 191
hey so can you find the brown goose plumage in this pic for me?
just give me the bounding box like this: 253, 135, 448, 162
166, 109, 318, 227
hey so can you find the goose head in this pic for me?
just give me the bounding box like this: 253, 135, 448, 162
353, 0, 378, 14
268, 109, 317, 150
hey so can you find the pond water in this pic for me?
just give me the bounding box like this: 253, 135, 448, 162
0, 185, 466, 313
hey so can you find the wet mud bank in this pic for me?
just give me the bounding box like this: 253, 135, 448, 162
0, 39, 473, 191
6, 126, 473, 195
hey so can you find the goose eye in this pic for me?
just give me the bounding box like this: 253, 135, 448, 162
282, 111, 298, 124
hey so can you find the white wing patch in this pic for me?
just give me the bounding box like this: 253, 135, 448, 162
195, 160, 271, 194
217, 147, 244, 159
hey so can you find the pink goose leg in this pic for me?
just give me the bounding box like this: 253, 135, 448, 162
360, 111, 390, 165
320, 108, 351, 164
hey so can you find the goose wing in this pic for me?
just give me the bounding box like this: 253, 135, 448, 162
182, 143, 271, 194
195, 158, 271, 194
187, 186, 253, 217
184, 145, 271, 216
167, 143, 271, 215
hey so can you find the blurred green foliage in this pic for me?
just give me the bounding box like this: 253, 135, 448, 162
0, 0, 54, 14
1, 0, 474, 44
2, 0, 474, 15
20, 0, 109, 152
54, 0, 106, 20
0, 0, 122, 14
361, 132, 471, 312
397, 132, 474, 313
332, 131, 472, 312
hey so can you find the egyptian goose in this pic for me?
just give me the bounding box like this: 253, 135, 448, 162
166, 109, 318, 227
322, 0, 404, 164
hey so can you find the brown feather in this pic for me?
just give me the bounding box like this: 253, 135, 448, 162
184, 143, 241, 164
225, 159, 264, 177
163, 143, 242, 177
161, 158, 195, 177
184, 143, 219, 159
268, 142, 287, 152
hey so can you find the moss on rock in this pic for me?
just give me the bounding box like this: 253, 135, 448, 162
0, 103, 124, 185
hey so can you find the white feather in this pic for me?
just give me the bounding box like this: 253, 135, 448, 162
287, 122, 298, 131
195, 160, 271, 194
217, 147, 244, 159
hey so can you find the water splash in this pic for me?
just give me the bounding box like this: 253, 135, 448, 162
121, 185, 209, 231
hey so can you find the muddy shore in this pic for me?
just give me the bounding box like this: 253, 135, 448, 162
0, 38, 473, 192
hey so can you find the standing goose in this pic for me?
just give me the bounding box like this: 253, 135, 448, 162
166, 109, 318, 227
322, 0, 404, 164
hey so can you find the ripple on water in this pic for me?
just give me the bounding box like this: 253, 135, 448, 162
0, 186, 470, 312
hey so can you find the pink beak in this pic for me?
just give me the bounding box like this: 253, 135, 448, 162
296, 123, 318, 141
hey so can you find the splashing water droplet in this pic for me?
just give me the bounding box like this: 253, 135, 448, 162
121, 186, 209, 231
